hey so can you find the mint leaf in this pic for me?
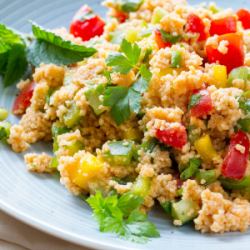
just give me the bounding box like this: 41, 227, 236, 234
188, 93, 202, 110
0, 24, 28, 87
28, 22, 96, 66
106, 39, 141, 74
86, 191, 160, 243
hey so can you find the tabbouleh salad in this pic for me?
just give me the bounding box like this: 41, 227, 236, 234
1, 0, 250, 243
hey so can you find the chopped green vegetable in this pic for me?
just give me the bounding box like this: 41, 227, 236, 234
119, 0, 144, 12
103, 64, 151, 124
0, 24, 28, 87
228, 66, 249, 88
220, 176, 250, 190
0, 121, 11, 142
131, 176, 151, 197
0, 108, 8, 121
161, 201, 172, 214
180, 158, 201, 180
171, 199, 199, 225
51, 122, 70, 138
237, 117, 250, 133
106, 39, 141, 74
171, 51, 182, 68
28, 22, 96, 66
151, 7, 167, 24
103, 140, 135, 165
85, 84, 106, 115
158, 29, 182, 44
238, 95, 250, 114
196, 169, 218, 185
63, 103, 81, 128
65, 140, 84, 156
141, 138, 158, 153
188, 93, 202, 110
50, 157, 59, 170
86, 191, 160, 243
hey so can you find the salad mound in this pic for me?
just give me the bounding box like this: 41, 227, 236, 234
1, 0, 250, 242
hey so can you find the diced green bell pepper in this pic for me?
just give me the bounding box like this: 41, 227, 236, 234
220, 176, 250, 190
85, 84, 106, 115
120, 0, 143, 13
52, 122, 70, 138
228, 66, 249, 88
161, 201, 172, 214
63, 103, 81, 128
171, 199, 199, 225
0, 121, 11, 142
103, 140, 135, 165
0, 108, 8, 121
180, 158, 201, 180
196, 169, 218, 185
171, 51, 182, 68
131, 176, 151, 197
151, 7, 167, 24
237, 117, 250, 133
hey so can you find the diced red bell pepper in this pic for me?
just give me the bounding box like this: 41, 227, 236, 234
12, 82, 35, 115
206, 33, 245, 72
154, 29, 171, 49
114, 11, 128, 23
190, 89, 213, 118
156, 125, 187, 149
209, 16, 237, 36
237, 9, 250, 30
221, 131, 249, 180
70, 5, 105, 41
186, 13, 208, 41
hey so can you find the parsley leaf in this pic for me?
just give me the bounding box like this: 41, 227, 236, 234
180, 158, 201, 180
103, 64, 151, 125
106, 39, 141, 74
239, 95, 250, 114
28, 22, 96, 66
86, 191, 160, 243
188, 93, 202, 110
0, 24, 28, 87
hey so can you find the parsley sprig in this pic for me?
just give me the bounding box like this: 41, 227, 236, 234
86, 191, 160, 243
103, 64, 152, 125
106, 39, 141, 74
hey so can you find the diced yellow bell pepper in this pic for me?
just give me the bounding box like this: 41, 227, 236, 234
66, 153, 104, 189
194, 134, 218, 162
125, 29, 140, 43
211, 65, 227, 88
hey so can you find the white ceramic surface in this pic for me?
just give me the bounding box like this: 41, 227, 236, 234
1, 1, 250, 249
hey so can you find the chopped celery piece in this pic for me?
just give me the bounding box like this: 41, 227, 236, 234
0, 121, 11, 141
151, 7, 167, 24
52, 122, 70, 138
131, 176, 151, 197
161, 201, 172, 214
237, 117, 250, 132
196, 169, 217, 185
65, 140, 84, 156
50, 157, 59, 169
180, 158, 201, 180
120, 0, 143, 13
63, 103, 81, 128
0, 108, 8, 121
228, 66, 249, 88
85, 84, 106, 115
171, 199, 199, 224
220, 176, 250, 190
104, 140, 135, 165
171, 51, 182, 68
